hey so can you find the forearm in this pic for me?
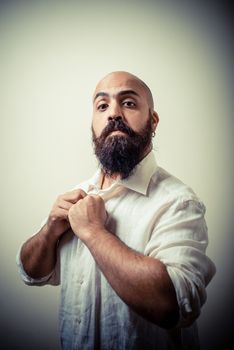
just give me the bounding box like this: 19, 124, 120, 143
20, 224, 59, 279
20, 189, 86, 279
85, 228, 179, 328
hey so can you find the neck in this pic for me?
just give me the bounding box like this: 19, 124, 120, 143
100, 172, 120, 189
140, 145, 152, 162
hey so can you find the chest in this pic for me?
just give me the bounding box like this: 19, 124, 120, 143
103, 190, 162, 252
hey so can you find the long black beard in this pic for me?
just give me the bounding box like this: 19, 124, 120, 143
92, 117, 153, 179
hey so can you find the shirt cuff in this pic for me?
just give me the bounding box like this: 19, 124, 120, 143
166, 265, 204, 327
16, 247, 54, 285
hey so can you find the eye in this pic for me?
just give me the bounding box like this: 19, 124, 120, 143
122, 100, 136, 108
97, 103, 109, 111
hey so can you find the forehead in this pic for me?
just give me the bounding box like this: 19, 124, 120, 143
93, 74, 148, 101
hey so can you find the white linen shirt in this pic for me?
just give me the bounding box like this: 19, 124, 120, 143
17, 151, 216, 350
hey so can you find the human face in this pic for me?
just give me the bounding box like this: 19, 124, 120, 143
92, 72, 158, 138
91, 72, 159, 178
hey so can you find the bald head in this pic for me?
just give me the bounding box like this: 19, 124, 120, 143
93, 71, 154, 110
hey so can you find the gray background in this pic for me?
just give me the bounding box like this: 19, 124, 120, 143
0, 0, 233, 349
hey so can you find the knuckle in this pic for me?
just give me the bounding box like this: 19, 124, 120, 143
49, 212, 57, 222
50, 216, 57, 222
80, 190, 86, 197
95, 195, 103, 204
86, 195, 92, 202
71, 189, 86, 201
56, 194, 63, 202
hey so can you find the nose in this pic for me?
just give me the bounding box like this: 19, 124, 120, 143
108, 115, 122, 122
107, 101, 123, 122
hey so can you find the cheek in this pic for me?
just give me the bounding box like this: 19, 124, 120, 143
126, 112, 149, 132
92, 116, 105, 138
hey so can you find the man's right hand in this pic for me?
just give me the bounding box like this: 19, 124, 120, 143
46, 189, 87, 239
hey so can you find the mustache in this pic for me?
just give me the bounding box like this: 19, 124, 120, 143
98, 119, 136, 140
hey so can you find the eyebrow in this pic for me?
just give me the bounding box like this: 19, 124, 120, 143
93, 89, 140, 102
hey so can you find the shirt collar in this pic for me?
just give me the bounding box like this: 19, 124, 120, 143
117, 150, 157, 195
87, 150, 157, 196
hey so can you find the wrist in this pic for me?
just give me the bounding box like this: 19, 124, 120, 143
40, 223, 61, 243
81, 226, 109, 247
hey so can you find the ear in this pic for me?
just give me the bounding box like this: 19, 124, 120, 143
151, 110, 159, 132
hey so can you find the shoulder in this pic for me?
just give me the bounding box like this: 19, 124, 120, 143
149, 166, 205, 211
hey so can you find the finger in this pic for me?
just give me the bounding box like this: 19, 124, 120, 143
58, 199, 74, 211
60, 189, 87, 204
86, 194, 102, 200
87, 194, 105, 204
49, 208, 69, 221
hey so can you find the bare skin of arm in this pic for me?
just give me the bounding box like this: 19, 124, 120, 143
68, 195, 179, 329
20, 189, 86, 279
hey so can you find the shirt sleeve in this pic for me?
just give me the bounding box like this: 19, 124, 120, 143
144, 197, 216, 327
16, 220, 60, 287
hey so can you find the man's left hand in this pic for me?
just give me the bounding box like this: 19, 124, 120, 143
68, 195, 107, 243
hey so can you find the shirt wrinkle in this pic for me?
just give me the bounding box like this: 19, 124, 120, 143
16, 150, 215, 350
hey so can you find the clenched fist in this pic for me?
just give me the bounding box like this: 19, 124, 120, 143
68, 195, 107, 243
46, 189, 87, 239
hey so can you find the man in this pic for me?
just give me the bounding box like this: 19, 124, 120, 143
17, 71, 216, 349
